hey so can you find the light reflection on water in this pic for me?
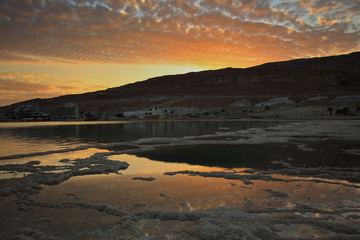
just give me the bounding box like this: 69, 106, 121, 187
108, 154, 217, 175
2, 159, 360, 240
0, 148, 109, 166
37, 166, 360, 214
33, 153, 360, 213
0, 120, 282, 157
1, 120, 360, 239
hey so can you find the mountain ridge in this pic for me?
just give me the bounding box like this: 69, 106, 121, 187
1, 51, 359, 117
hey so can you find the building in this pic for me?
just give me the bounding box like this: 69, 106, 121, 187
124, 107, 164, 119
7, 104, 41, 120
50, 103, 80, 120
143, 108, 163, 119
255, 97, 294, 107
230, 100, 251, 107
15, 105, 39, 117
124, 110, 143, 119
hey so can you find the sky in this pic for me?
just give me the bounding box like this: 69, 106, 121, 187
0, 0, 359, 106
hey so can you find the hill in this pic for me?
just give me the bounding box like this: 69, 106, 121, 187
1, 51, 359, 118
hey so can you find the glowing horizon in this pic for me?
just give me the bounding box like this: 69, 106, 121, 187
0, 0, 359, 106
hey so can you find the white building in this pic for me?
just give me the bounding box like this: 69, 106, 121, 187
124, 108, 164, 119
15, 105, 39, 116
230, 100, 251, 107
143, 108, 163, 119
50, 102, 80, 120
307, 96, 329, 102
124, 111, 144, 119
255, 97, 294, 107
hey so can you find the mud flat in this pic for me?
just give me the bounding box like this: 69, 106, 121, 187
0, 120, 360, 239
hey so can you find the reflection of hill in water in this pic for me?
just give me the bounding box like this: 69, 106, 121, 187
2, 121, 280, 144
134, 143, 360, 171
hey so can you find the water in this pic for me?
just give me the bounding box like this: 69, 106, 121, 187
0, 120, 280, 158
0, 119, 359, 239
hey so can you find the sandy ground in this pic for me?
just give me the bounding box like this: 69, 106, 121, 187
0, 120, 360, 239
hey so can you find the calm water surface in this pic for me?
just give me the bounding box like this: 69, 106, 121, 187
0, 120, 281, 158
1, 120, 359, 240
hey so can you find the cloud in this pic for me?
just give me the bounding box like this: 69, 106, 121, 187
0, 0, 359, 68
0, 80, 54, 95
0, 77, 53, 93
0, 90, 63, 106
0, 70, 108, 106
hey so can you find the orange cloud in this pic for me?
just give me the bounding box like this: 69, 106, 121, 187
0, 0, 359, 106
0, 69, 110, 106
0, 0, 358, 68
0, 79, 53, 92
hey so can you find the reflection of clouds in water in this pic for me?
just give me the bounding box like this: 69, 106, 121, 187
109, 154, 217, 175
0, 120, 282, 158
38, 148, 109, 166
0, 133, 90, 158
1, 120, 360, 239
29, 157, 360, 239
0, 146, 108, 165
0, 148, 109, 166
40, 152, 360, 213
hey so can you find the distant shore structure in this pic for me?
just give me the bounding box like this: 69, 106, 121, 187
255, 97, 294, 107
50, 103, 80, 120
124, 107, 164, 119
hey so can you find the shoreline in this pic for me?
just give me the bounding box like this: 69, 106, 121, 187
1, 115, 360, 123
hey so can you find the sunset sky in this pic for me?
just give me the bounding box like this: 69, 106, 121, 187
0, 0, 359, 106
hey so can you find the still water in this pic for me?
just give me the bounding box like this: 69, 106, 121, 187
1, 120, 359, 239
0, 120, 280, 158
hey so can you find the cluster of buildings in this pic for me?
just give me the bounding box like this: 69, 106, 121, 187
3, 95, 360, 121
123, 106, 208, 119
121, 96, 359, 119
50, 103, 80, 120
129, 98, 297, 119
254, 97, 294, 107
5, 104, 49, 121
4, 103, 80, 121
124, 107, 164, 120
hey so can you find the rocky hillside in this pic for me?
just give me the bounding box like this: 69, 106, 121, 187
1, 51, 359, 117
110, 51, 360, 97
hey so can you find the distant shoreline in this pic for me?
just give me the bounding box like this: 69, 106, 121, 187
1, 116, 360, 125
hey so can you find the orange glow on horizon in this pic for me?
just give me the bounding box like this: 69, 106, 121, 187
0, 0, 359, 106
0, 63, 202, 106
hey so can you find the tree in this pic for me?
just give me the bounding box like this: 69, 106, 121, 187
335, 107, 349, 116
326, 107, 333, 116
115, 113, 124, 118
